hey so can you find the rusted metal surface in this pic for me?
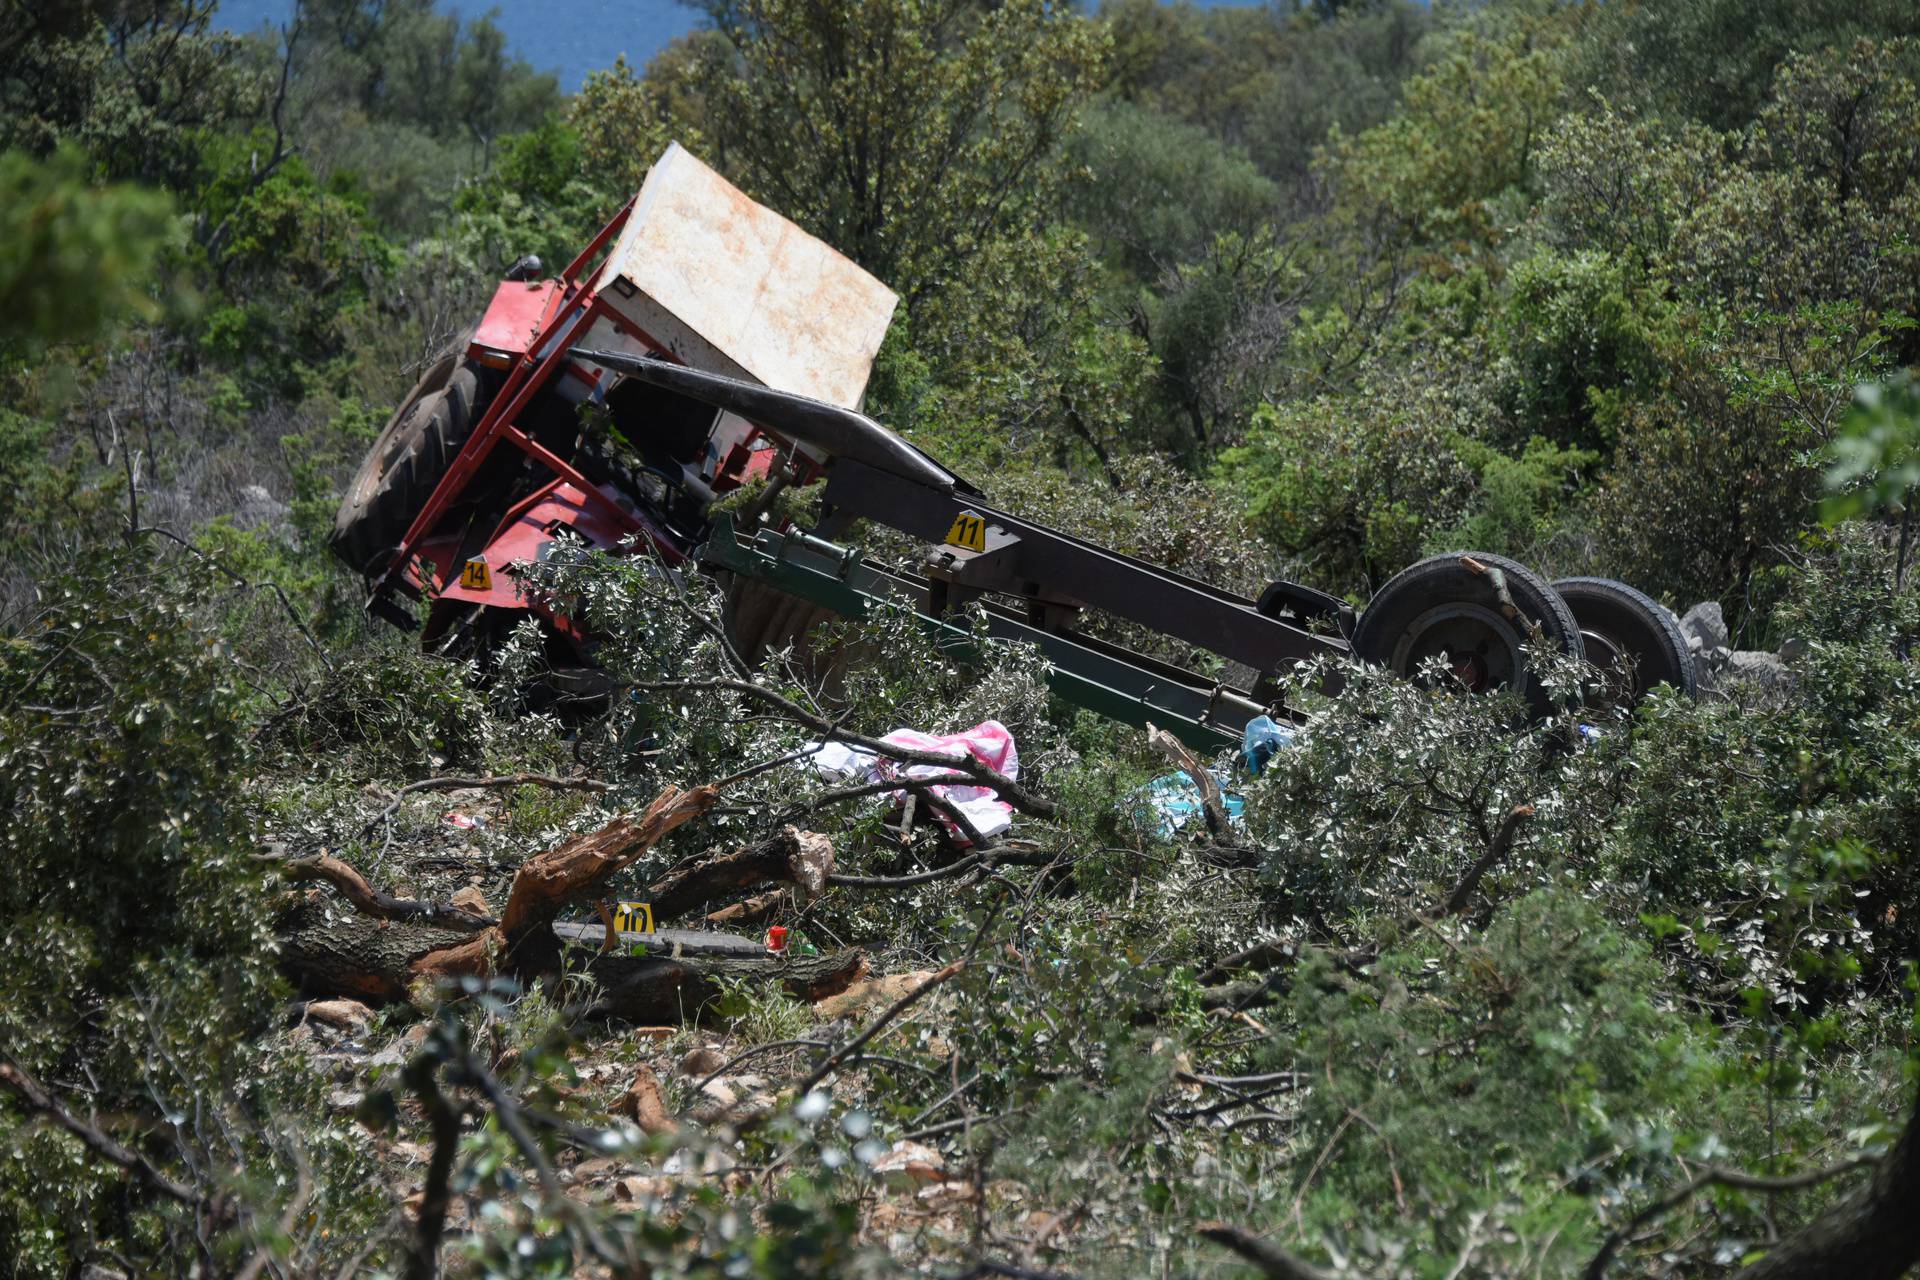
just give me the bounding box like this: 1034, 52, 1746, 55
593, 143, 898, 411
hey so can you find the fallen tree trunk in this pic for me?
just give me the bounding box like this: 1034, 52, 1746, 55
276, 898, 866, 1020
587, 949, 868, 1023
275, 897, 484, 1001
273, 788, 856, 1021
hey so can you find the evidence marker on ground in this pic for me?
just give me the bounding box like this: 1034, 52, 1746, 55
612, 901, 654, 934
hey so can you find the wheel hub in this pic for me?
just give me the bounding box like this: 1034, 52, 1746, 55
1389, 602, 1526, 694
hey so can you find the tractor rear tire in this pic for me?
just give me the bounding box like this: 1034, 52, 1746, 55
331, 340, 492, 577
1550, 577, 1698, 703
1352, 552, 1583, 717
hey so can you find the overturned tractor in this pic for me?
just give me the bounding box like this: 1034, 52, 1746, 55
333, 144, 1695, 748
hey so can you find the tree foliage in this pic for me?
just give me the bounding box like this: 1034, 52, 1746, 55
0, 145, 179, 352
687, 0, 1106, 306
4, 0, 1920, 1275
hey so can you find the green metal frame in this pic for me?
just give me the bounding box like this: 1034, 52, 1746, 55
702, 518, 1265, 751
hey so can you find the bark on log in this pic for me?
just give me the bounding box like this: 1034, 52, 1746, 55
275, 897, 482, 1001
276, 898, 866, 1022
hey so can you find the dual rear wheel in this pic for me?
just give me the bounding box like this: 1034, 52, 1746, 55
1351, 552, 1696, 712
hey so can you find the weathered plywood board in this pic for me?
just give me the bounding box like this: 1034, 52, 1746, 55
596, 143, 897, 410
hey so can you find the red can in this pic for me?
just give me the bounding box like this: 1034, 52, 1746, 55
765, 925, 789, 954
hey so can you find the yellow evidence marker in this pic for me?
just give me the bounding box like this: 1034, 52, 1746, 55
944, 510, 987, 553
459, 558, 493, 590
612, 901, 654, 935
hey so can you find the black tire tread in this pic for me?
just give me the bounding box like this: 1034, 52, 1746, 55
331, 347, 490, 576
1550, 576, 1699, 700
1352, 551, 1583, 715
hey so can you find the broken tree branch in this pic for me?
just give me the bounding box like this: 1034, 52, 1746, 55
138, 525, 333, 670
0, 1059, 199, 1206
796, 892, 1006, 1094
268, 853, 494, 931
826, 844, 1054, 889
1148, 724, 1228, 837
796, 960, 966, 1094
1586, 1155, 1877, 1280
1197, 1223, 1338, 1280
799, 770, 977, 810
1197, 938, 1298, 987
401, 1042, 463, 1280
1170, 798, 1537, 1016
586, 949, 868, 1023
1574, 1076, 1920, 1280
500, 784, 720, 951
643, 827, 831, 923
1439, 803, 1534, 917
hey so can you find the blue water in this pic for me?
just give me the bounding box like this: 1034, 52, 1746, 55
215, 0, 1262, 92
216, 0, 698, 90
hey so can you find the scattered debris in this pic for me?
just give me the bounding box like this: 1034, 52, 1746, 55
611, 1064, 676, 1135
1138, 770, 1246, 839
1241, 713, 1295, 775
808, 720, 1020, 841
873, 1140, 947, 1186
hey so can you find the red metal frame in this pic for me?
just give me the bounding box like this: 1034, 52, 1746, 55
370, 195, 819, 626
373, 200, 658, 600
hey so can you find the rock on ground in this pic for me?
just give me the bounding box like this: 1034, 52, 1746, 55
1680, 601, 1729, 654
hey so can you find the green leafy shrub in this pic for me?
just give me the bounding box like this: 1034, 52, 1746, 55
0, 547, 381, 1274
0, 145, 180, 352
1605, 530, 1920, 1013
260, 643, 491, 775
1280, 890, 1703, 1253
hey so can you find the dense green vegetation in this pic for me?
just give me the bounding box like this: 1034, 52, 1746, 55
3, 0, 1920, 1276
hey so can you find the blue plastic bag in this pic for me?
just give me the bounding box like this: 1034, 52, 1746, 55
1242, 715, 1296, 776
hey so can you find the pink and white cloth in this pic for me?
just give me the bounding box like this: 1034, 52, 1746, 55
806, 719, 1019, 842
